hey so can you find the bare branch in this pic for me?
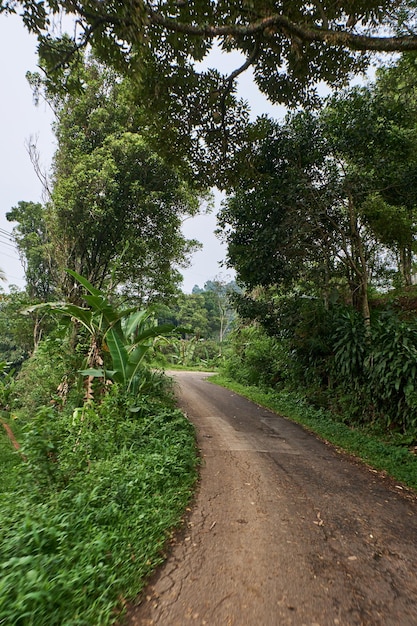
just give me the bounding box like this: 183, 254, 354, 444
25, 136, 52, 202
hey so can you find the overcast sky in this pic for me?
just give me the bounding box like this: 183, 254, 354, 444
0, 14, 285, 293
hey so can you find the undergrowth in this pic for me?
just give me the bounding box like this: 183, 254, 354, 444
0, 385, 198, 625
211, 374, 417, 492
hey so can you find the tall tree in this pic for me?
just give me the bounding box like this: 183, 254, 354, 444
201, 278, 238, 342
324, 65, 417, 286
30, 59, 204, 302
219, 109, 396, 319
50, 130, 200, 301
6, 201, 56, 300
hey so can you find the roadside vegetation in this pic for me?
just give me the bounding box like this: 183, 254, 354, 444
0, 391, 197, 625
0, 276, 198, 625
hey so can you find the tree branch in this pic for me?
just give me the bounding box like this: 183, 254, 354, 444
147, 9, 417, 53
217, 42, 260, 157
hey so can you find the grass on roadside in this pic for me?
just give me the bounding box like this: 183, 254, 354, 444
211, 374, 417, 492
0, 387, 198, 626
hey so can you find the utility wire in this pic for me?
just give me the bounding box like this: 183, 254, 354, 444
0, 251, 21, 261
0, 237, 17, 250
0, 241, 17, 250
0, 228, 19, 250
0, 227, 15, 237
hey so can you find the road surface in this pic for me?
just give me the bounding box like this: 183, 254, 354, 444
125, 371, 417, 626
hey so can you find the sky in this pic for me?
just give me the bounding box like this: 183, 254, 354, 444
0, 13, 288, 294
0, 15, 55, 289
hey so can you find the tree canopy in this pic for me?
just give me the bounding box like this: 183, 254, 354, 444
219, 57, 417, 318
5, 2, 416, 188
10, 59, 203, 303
4, 2, 417, 105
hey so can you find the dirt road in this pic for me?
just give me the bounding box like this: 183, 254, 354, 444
126, 371, 417, 626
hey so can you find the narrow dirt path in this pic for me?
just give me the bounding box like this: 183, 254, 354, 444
125, 371, 417, 626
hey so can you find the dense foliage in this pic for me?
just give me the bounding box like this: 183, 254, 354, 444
219, 56, 417, 443
9, 60, 203, 303
0, 273, 198, 624
5, 2, 417, 186
4, 1, 417, 98
0, 386, 197, 625
155, 278, 238, 368
220, 60, 417, 318
223, 297, 417, 440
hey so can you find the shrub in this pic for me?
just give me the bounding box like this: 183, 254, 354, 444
12, 333, 82, 421
0, 385, 198, 625
223, 325, 285, 387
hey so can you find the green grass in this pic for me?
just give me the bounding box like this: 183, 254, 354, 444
0, 388, 198, 625
152, 361, 218, 372
211, 374, 417, 492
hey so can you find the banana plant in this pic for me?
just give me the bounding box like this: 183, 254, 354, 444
24, 270, 176, 396
81, 307, 175, 394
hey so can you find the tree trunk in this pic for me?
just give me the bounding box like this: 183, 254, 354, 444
400, 246, 413, 286
348, 194, 370, 326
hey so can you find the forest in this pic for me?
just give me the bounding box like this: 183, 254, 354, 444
2, 1, 417, 623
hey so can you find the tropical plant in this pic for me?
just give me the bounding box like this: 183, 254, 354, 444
26, 270, 177, 397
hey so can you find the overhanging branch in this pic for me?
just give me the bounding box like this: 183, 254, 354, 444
147, 9, 417, 53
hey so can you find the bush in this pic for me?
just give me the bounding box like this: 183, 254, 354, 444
223, 325, 287, 388
225, 300, 417, 439
12, 333, 83, 421
0, 384, 198, 625
366, 313, 417, 432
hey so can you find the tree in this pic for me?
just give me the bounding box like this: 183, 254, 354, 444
28, 59, 203, 303
158, 278, 238, 341
174, 293, 210, 340
201, 278, 238, 343
218, 109, 397, 320
50, 130, 200, 301
0, 287, 54, 365
6, 201, 56, 300
218, 113, 340, 294
324, 66, 417, 287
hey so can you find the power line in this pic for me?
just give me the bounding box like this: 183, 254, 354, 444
5, 274, 25, 282
1, 241, 16, 250
0, 239, 17, 250
0, 251, 20, 261
0, 228, 18, 251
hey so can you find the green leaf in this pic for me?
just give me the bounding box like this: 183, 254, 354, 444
122, 310, 148, 339
65, 269, 102, 296
79, 368, 106, 378
106, 328, 129, 384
